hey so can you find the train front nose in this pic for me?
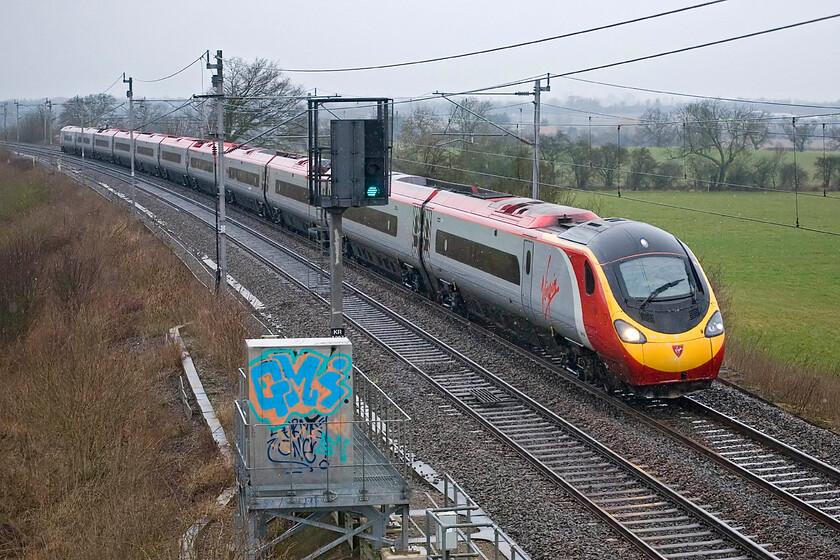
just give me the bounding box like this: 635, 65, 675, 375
615, 314, 725, 396
638, 335, 723, 383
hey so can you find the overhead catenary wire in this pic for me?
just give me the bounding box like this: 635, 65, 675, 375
275, 1, 729, 73
99, 73, 126, 95
562, 76, 840, 111
221, 109, 310, 154
447, 13, 840, 97
133, 98, 202, 130
402, 98, 840, 131
135, 53, 206, 84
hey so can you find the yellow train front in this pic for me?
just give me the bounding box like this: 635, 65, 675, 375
574, 219, 725, 398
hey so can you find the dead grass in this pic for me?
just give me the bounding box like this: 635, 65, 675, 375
0, 150, 257, 558
723, 341, 840, 429
704, 254, 840, 431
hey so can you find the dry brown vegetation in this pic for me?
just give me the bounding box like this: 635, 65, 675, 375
0, 151, 256, 558
723, 343, 840, 430
705, 260, 840, 431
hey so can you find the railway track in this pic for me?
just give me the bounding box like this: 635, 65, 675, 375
644, 397, 840, 528
491, 337, 840, 532
10, 143, 788, 560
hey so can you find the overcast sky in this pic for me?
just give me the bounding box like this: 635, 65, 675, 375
3, 0, 839, 109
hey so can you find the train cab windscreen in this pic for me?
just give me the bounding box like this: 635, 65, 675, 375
617, 256, 692, 302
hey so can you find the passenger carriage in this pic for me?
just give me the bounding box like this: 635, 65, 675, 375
158, 136, 199, 184
112, 131, 135, 166
92, 129, 119, 161
133, 133, 170, 175
59, 126, 81, 153
224, 147, 276, 213
263, 153, 318, 232
186, 140, 229, 193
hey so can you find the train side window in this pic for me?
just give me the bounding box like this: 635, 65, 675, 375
584, 261, 595, 295
525, 250, 531, 275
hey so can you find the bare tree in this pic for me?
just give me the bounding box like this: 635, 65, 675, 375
781, 119, 817, 152
17, 111, 43, 143
675, 100, 769, 190
396, 105, 448, 176
539, 131, 568, 186
132, 101, 171, 133
58, 94, 119, 128
627, 147, 658, 190
592, 143, 627, 188
638, 107, 677, 147
19, 103, 56, 144
219, 57, 306, 146
445, 97, 496, 140
827, 123, 840, 151
562, 139, 595, 190
814, 155, 840, 190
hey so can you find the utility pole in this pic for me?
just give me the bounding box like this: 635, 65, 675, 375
14, 100, 19, 142
124, 74, 137, 216
532, 76, 550, 200
79, 103, 85, 184
2, 103, 6, 141
207, 49, 227, 291
44, 99, 52, 145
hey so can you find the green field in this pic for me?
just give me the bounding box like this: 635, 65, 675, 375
590, 190, 840, 374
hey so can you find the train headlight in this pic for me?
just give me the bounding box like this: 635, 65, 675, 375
704, 310, 724, 338
614, 319, 647, 344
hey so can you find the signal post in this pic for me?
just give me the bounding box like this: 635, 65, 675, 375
307, 98, 392, 337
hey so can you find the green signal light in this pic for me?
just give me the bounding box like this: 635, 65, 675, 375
366, 185, 381, 197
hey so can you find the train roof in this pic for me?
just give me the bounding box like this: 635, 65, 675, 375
559, 218, 686, 264
160, 136, 199, 148
393, 174, 598, 230
227, 146, 279, 165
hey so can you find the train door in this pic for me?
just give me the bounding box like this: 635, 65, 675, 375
410, 195, 438, 294
521, 240, 536, 322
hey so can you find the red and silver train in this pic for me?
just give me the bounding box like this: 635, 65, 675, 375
60, 125, 725, 397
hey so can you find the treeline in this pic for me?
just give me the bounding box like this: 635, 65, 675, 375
12, 57, 307, 149
395, 99, 840, 198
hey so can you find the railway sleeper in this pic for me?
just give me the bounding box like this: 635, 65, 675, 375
587, 487, 650, 498
622, 516, 693, 527
612, 508, 681, 520
655, 539, 727, 551
604, 500, 669, 513
633, 523, 703, 534
594, 494, 659, 505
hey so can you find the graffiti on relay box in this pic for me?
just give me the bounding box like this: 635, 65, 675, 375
249, 348, 352, 427
266, 415, 351, 473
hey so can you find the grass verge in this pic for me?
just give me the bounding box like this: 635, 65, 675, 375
0, 150, 257, 558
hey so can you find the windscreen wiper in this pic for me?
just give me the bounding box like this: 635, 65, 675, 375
640, 278, 686, 309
